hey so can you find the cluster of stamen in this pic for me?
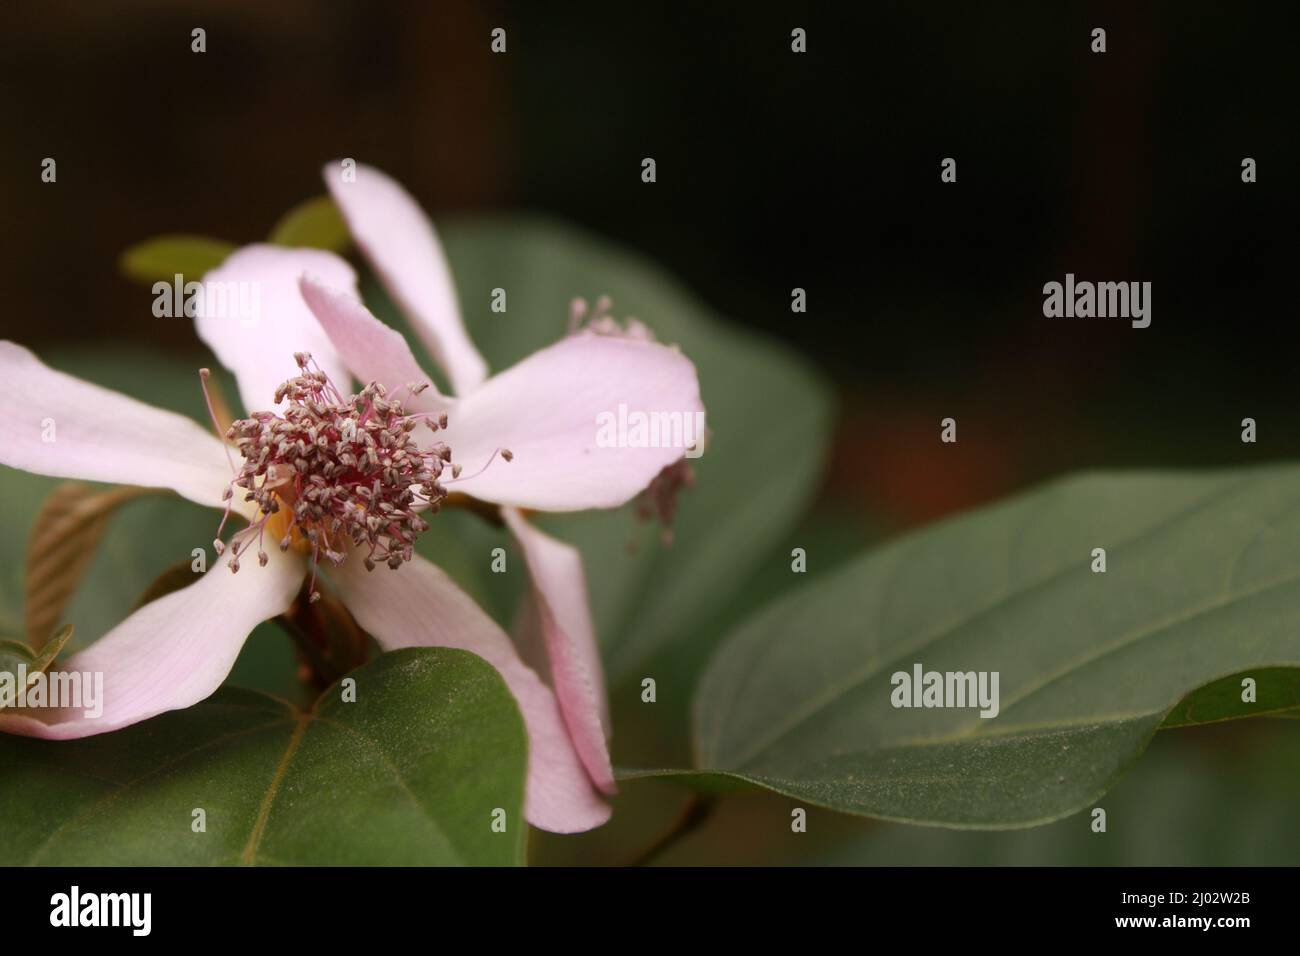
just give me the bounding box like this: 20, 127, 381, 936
211, 353, 459, 602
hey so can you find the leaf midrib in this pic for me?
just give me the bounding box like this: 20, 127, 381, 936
26, 715, 292, 865
240, 714, 309, 865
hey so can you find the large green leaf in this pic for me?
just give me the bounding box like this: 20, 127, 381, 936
435, 218, 834, 768
646, 717, 1300, 865
0, 648, 527, 865
686, 466, 1300, 827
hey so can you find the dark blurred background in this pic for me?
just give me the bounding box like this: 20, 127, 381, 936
2, 0, 1297, 533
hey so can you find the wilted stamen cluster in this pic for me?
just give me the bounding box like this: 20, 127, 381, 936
635, 458, 696, 545
215, 353, 456, 601
568, 294, 657, 342
569, 296, 698, 544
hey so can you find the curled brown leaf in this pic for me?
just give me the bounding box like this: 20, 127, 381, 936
24, 483, 159, 649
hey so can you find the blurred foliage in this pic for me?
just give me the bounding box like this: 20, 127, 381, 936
268, 196, 351, 253
118, 236, 236, 286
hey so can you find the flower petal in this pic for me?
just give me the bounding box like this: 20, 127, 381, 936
297, 274, 447, 414
0, 550, 303, 739
442, 333, 705, 511
330, 551, 611, 833
323, 162, 488, 395
502, 508, 614, 794
0, 341, 233, 507
196, 245, 357, 414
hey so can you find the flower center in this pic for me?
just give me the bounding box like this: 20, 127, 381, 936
212, 353, 456, 601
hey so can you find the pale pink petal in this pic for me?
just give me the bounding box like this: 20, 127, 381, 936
0, 341, 233, 507
502, 508, 614, 795
441, 333, 705, 511
0, 550, 303, 738
323, 162, 488, 396
196, 245, 357, 413
297, 275, 447, 415
330, 550, 611, 833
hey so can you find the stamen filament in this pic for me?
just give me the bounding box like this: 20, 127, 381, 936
199, 368, 237, 475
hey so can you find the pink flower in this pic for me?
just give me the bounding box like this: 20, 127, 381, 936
0, 164, 705, 834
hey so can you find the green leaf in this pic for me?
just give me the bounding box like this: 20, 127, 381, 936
1160, 667, 1300, 727
686, 466, 1300, 828
0, 648, 527, 865
118, 235, 236, 285
0, 640, 35, 669
1, 626, 74, 709
643, 718, 1300, 866
268, 196, 350, 252
434, 218, 834, 767
30, 623, 73, 672
0, 641, 36, 707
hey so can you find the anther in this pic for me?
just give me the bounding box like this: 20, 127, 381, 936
212, 364, 455, 587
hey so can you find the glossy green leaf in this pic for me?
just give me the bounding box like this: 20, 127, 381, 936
687, 466, 1300, 827
118, 235, 236, 285
268, 196, 350, 252
0, 648, 527, 865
